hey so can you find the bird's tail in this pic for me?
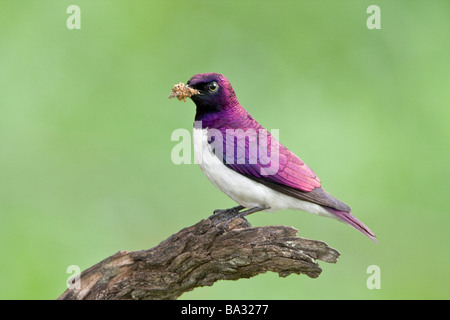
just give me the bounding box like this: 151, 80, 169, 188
325, 207, 378, 243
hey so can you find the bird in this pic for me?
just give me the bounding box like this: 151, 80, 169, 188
177, 72, 377, 243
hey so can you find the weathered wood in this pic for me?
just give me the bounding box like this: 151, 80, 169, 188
58, 212, 340, 300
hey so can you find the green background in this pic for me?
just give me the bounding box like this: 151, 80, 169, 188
1, 0, 449, 299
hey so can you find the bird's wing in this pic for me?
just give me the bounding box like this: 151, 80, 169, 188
212, 127, 350, 212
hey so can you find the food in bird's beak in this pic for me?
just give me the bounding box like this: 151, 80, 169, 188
168, 82, 199, 102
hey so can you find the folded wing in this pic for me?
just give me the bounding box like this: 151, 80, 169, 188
212, 125, 350, 212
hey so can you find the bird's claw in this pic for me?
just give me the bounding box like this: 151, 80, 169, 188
213, 205, 245, 217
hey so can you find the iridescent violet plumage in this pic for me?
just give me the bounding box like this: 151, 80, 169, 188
173, 72, 377, 243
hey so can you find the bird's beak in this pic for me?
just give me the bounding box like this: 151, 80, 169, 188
186, 85, 201, 96
168, 82, 200, 101
185, 81, 201, 95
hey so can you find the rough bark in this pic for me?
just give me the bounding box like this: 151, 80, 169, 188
58, 212, 340, 300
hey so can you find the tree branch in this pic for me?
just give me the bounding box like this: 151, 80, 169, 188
58, 212, 340, 300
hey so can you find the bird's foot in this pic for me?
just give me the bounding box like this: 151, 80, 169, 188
213, 205, 245, 216
209, 205, 245, 225
210, 205, 269, 232
209, 205, 245, 229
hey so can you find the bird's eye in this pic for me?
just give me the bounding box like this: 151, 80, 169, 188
208, 81, 219, 92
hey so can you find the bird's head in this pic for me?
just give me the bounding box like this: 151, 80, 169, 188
186, 73, 239, 116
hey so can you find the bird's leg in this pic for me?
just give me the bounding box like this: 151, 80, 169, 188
220, 205, 269, 230
213, 205, 245, 216
210, 205, 245, 223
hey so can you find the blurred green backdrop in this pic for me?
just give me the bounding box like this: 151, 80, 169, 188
0, 0, 449, 299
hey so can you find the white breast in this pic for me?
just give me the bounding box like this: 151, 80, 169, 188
192, 127, 332, 217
